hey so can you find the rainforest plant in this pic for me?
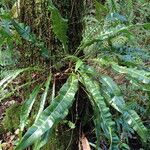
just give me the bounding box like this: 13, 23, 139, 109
0, 0, 150, 149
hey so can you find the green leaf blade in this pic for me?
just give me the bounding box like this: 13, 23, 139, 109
112, 64, 150, 84
15, 74, 78, 150
20, 85, 41, 131
81, 73, 120, 149
100, 75, 148, 142
123, 110, 148, 142
35, 75, 51, 122
100, 75, 126, 112
48, 2, 68, 52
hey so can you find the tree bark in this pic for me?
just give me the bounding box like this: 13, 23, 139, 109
18, 0, 85, 149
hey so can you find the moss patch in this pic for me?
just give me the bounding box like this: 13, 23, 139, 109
2, 103, 21, 132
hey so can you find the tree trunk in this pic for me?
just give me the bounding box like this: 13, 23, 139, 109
18, 0, 85, 149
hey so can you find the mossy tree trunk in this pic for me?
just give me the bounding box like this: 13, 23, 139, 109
18, 0, 85, 149
18, 0, 84, 67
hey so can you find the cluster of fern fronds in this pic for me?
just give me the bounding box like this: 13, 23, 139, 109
0, 0, 150, 150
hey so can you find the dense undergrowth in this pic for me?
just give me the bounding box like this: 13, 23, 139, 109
0, 0, 150, 150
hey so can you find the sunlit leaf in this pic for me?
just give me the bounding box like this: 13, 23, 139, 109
33, 75, 51, 150
123, 110, 148, 142
112, 64, 150, 84
20, 85, 41, 131
81, 73, 120, 149
100, 75, 148, 142
15, 74, 78, 150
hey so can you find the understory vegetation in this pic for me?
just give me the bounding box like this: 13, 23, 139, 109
0, 0, 150, 150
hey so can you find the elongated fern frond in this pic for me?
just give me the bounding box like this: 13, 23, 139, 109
100, 75, 126, 113
80, 22, 150, 50
15, 74, 78, 150
35, 74, 51, 122
11, 20, 33, 42
100, 75, 148, 142
20, 85, 41, 132
33, 75, 51, 150
0, 68, 28, 88
48, 1, 68, 52
112, 64, 150, 84
126, 0, 134, 22
0, 68, 31, 103
33, 130, 51, 150
123, 110, 147, 142
80, 73, 120, 149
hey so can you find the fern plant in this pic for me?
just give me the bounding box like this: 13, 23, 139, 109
0, 0, 150, 150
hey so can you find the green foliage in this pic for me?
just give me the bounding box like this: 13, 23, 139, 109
0, 68, 29, 92
20, 85, 41, 132
15, 74, 78, 150
100, 75, 126, 112
80, 73, 120, 149
106, 0, 118, 12
33, 75, 51, 150
78, 0, 149, 148
35, 75, 51, 122
100, 75, 148, 141
11, 20, 50, 59
112, 64, 150, 84
11, 20, 32, 42
0, 9, 20, 70
0, 49, 16, 68
123, 110, 147, 142
2, 103, 21, 132
0, 0, 150, 149
94, 0, 108, 21
48, 1, 68, 52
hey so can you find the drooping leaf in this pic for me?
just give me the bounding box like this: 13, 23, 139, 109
33, 75, 51, 150
0, 68, 27, 88
80, 73, 120, 149
35, 74, 51, 122
100, 75, 126, 112
100, 75, 121, 96
100, 75, 148, 142
48, 1, 68, 52
11, 20, 50, 59
11, 20, 33, 42
0, 81, 35, 102
20, 85, 41, 131
123, 110, 148, 142
112, 64, 150, 84
15, 74, 78, 150
0, 68, 30, 102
